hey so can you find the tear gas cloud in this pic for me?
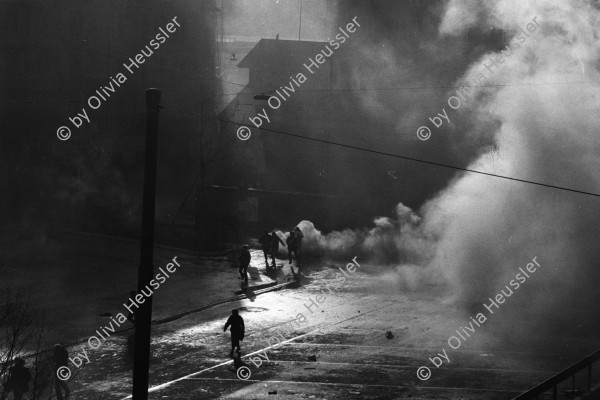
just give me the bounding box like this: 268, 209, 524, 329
301, 0, 600, 341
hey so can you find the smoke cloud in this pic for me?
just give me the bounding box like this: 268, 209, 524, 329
306, 0, 600, 343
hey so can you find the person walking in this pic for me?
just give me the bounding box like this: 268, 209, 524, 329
238, 245, 251, 286
223, 309, 245, 358
286, 231, 299, 265
53, 344, 70, 400
5, 358, 30, 400
294, 226, 304, 260
258, 230, 271, 267
269, 231, 285, 268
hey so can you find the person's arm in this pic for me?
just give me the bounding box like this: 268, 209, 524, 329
278, 236, 285, 246
224, 317, 231, 332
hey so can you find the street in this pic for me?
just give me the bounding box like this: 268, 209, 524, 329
30, 232, 589, 399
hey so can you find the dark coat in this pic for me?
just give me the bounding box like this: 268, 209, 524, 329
224, 314, 245, 337
53, 347, 68, 368
239, 248, 251, 265
271, 233, 285, 249
259, 233, 271, 247
286, 235, 297, 250
7, 366, 30, 392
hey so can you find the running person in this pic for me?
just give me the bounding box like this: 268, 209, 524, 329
223, 309, 245, 358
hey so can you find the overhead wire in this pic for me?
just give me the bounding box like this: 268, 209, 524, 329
209, 116, 600, 199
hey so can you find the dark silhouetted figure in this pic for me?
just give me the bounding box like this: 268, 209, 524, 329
53, 344, 70, 400
286, 232, 299, 264
223, 309, 245, 358
239, 245, 250, 285
294, 226, 304, 261
270, 231, 285, 268
258, 230, 271, 267
5, 358, 30, 400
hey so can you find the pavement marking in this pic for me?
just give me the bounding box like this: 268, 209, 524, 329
119, 301, 399, 399
119, 294, 568, 398
184, 376, 524, 394
153, 281, 294, 325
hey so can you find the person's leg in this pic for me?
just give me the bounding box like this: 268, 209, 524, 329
243, 264, 248, 284
271, 247, 277, 267
238, 263, 244, 280
55, 377, 64, 400
289, 250, 297, 276
61, 380, 70, 398
297, 245, 302, 265
263, 247, 269, 266
230, 336, 235, 357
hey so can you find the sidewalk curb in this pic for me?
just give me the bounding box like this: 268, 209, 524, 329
17, 278, 299, 365
154, 280, 298, 324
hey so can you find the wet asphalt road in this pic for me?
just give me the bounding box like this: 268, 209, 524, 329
56, 247, 590, 400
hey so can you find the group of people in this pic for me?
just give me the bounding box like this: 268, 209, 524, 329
3, 343, 70, 400
258, 226, 304, 268
237, 226, 305, 287
228, 229, 304, 359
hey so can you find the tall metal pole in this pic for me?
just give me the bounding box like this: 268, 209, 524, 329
132, 88, 161, 400
298, 0, 303, 40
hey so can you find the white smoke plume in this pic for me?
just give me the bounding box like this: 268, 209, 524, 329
304, 0, 600, 339
430, 0, 600, 329
298, 203, 428, 262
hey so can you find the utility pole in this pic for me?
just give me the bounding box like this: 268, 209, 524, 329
298, 0, 303, 40
132, 88, 161, 400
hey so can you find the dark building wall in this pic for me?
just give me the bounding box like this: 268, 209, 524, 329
198, 185, 370, 248
215, 37, 375, 231
219, 39, 339, 193
0, 0, 217, 231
